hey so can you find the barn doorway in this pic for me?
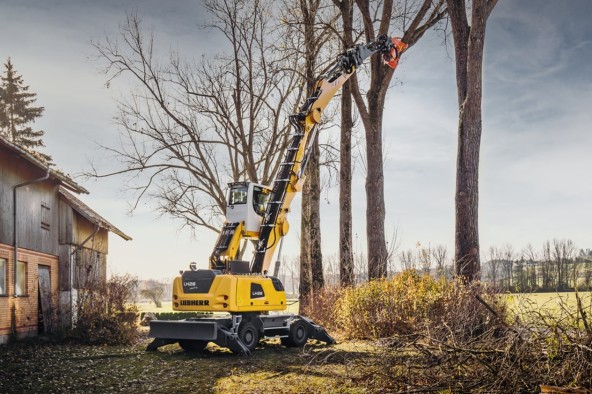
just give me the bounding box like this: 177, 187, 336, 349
38, 265, 52, 334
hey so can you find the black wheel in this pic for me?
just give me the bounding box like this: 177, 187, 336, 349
238, 321, 260, 352
178, 339, 208, 352
281, 319, 309, 347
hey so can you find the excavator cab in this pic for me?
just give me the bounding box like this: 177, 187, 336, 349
225, 182, 272, 234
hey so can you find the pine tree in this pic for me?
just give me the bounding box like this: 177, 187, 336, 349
0, 58, 51, 163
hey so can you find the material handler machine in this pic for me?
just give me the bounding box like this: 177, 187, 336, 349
147, 35, 407, 355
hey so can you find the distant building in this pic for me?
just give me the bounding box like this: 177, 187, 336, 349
0, 135, 131, 344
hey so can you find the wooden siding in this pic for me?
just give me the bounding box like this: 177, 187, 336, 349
58, 244, 73, 292
0, 147, 60, 256
0, 243, 59, 342
58, 199, 73, 245
73, 214, 109, 254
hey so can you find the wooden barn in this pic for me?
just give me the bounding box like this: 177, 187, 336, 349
0, 135, 131, 344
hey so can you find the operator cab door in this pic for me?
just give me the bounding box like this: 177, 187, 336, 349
225, 182, 271, 234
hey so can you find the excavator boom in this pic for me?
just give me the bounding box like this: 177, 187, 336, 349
250, 35, 406, 274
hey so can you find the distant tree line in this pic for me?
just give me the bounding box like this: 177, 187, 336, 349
483, 240, 592, 292
277, 239, 592, 296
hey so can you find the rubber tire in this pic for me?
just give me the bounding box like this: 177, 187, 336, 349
238, 322, 260, 352
281, 319, 309, 347
178, 339, 208, 352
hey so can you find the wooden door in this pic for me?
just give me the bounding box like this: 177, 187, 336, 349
38, 265, 52, 333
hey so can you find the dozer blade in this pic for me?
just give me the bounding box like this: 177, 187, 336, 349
148, 320, 218, 341
146, 319, 219, 351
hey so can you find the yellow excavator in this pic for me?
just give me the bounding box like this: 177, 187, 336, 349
147, 35, 407, 355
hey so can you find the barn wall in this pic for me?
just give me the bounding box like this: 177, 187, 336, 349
0, 147, 60, 256
0, 243, 59, 344
73, 215, 108, 254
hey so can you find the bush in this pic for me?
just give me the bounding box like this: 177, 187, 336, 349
70, 274, 139, 345
306, 271, 504, 340
306, 272, 592, 392
300, 286, 345, 333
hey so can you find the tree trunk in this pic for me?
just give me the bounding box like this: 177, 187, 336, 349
351, 0, 446, 280
309, 134, 324, 291
339, 82, 354, 286
352, 0, 394, 280
299, 0, 323, 307
448, 0, 497, 281
364, 99, 388, 278
335, 0, 354, 286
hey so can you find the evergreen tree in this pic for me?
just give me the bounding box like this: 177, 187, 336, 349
0, 58, 51, 163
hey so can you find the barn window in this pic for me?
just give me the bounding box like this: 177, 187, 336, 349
0, 258, 6, 295
16, 261, 27, 296
41, 202, 51, 231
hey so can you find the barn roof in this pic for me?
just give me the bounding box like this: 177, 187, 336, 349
58, 186, 132, 241
0, 134, 88, 194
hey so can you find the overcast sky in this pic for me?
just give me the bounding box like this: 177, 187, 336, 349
1, 0, 590, 279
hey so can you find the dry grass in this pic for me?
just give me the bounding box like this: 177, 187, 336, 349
0, 336, 377, 393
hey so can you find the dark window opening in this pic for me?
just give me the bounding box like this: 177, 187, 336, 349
252, 186, 270, 216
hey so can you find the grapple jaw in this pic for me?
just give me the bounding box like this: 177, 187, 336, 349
382, 37, 408, 69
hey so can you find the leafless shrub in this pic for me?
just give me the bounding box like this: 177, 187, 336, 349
70, 274, 139, 345
362, 289, 592, 392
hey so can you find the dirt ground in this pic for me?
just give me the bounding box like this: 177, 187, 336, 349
0, 334, 378, 393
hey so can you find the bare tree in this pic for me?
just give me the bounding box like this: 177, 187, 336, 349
280, 0, 337, 305
91, 2, 301, 234
522, 243, 538, 290
140, 280, 165, 308
552, 239, 576, 290
332, 0, 356, 287
447, 0, 498, 281
485, 246, 500, 288
433, 244, 448, 278
399, 249, 417, 271
418, 246, 433, 275
580, 248, 592, 289
502, 244, 514, 290
541, 240, 554, 290
352, 0, 446, 279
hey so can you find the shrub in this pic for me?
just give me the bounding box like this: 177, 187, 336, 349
335, 271, 501, 339
300, 286, 345, 332
308, 272, 592, 392
70, 274, 139, 345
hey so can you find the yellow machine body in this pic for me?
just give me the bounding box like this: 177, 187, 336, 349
172, 272, 287, 313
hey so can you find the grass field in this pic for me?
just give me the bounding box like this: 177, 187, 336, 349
505, 291, 592, 316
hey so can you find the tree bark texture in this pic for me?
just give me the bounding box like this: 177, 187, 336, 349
447, 0, 498, 281
339, 82, 354, 286
299, 0, 323, 306
334, 0, 355, 286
